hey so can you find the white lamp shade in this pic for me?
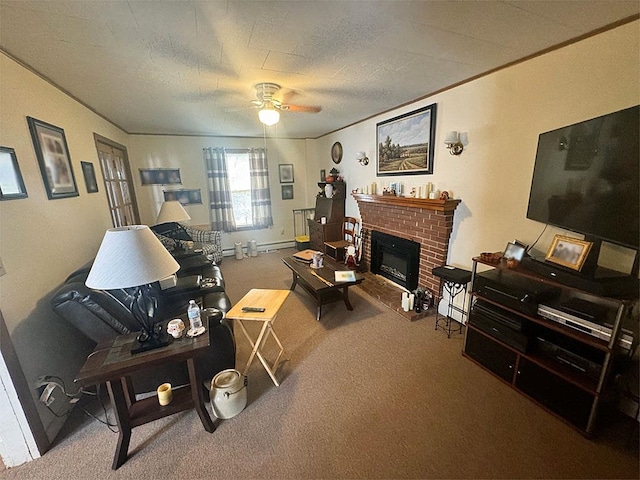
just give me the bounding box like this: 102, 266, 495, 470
258, 107, 280, 126
444, 131, 460, 145
86, 225, 180, 290
156, 200, 191, 224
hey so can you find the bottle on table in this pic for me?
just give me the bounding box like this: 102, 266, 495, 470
187, 300, 202, 331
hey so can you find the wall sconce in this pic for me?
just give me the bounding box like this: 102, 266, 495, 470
444, 131, 464, 155
356, 151, 369, 166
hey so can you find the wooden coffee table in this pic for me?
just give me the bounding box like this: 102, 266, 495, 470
282, 255, 364, 320
75, 324, 215, 470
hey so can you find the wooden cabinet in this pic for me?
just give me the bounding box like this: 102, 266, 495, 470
308, 181, 346, 251
308, 221, 342, 251
463, 255, 637, 435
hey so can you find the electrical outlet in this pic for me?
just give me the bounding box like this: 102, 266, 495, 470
280, 228, 285, 235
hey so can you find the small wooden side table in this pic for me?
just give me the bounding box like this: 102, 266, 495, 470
226, 289, 290, 386
75, 324, 215, 470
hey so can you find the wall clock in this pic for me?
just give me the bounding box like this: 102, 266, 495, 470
331, 142, 343, 164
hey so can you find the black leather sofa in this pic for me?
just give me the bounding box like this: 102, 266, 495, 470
52, 254, 235, 394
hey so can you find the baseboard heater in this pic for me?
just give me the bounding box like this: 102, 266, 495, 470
222, 240, 295, 256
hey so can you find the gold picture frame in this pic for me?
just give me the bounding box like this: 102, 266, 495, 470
545, 234, 593, 271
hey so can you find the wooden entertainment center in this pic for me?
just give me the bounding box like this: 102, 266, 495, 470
463, 254, 638, 435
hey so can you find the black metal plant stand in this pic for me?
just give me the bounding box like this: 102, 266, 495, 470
432, 266, 472, 338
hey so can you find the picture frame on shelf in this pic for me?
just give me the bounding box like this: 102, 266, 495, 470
163, 188, 202, 205
545, 234, 593, 271
281, 185, 294, 200
139, 168, 182, 186
320, 169, 326, 182
27, 116, 78, 199
376, 103, 437, 177
279, 164, 294, 183
81, 161, 99, 193
0, 146, 28, 200
503, 242, 525, 262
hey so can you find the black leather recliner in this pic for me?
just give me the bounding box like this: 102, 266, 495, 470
52, 257, 235, 394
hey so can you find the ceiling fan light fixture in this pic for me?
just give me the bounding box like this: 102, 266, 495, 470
258, 106, 280, 126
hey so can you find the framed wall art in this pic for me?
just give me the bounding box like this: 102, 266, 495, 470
0, 146, 28, 200
545, 234, 593, 271
281, 185, 294, 200
27, 116, 78, 199
81, 161, 99, 193
163, 188, 202, 205
140, 168, 182, 186
279, 164, 294, 183
376, 103, 437, 176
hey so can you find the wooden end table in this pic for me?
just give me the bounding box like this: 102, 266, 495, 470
281, 255, 364, 321
75, 324, 215, 470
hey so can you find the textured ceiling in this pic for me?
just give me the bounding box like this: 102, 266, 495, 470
1, 1, 638, 138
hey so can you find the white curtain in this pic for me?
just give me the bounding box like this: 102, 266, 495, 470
248, 148, 273, 229
203, 147, 236, 232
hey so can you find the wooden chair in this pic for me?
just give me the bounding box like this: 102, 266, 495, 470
324, 217, 359, 261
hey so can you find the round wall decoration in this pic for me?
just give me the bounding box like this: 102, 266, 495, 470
331, 142, 343, 164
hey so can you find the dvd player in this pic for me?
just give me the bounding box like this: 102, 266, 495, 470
537, 303, 633, 350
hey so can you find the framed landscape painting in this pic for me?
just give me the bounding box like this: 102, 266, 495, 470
376, 103, 437, 176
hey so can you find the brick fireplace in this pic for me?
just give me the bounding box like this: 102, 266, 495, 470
353, 193, 461, 318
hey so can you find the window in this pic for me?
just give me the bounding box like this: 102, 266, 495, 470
203, 147, 273, 232
226, 151, 252, 227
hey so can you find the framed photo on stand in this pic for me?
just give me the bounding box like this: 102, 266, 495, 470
545, 235, 593, 271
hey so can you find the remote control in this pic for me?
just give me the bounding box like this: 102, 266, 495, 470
242, 306, 265, 312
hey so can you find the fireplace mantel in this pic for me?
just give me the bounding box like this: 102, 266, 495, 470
352, 193, 461, 213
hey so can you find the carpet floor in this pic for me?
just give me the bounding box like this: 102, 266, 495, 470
4, 248, 638, 479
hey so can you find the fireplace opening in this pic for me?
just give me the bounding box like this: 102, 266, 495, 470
370, 230, 420, 291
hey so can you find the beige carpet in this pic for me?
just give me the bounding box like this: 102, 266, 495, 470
4, 248, 638, 479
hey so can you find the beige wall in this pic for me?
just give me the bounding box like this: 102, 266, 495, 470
312, 21, 639, 272
0, 52, 129, 441
127, 134, 313, 251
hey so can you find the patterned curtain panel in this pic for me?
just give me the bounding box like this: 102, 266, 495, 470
248, 148, 274, 229
203, 147, 237, 232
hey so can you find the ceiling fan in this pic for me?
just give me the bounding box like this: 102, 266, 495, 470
251, 82, 321, 125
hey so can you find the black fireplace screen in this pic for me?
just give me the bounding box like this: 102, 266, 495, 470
370, 231, 420, 291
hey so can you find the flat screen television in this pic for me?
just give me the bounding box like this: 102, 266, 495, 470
526, 105, 639, 251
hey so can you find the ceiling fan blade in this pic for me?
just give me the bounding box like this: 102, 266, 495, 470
283, 104, 322, 113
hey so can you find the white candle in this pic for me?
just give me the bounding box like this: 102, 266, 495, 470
402, 292, 409, 311
157, 383, 173, 406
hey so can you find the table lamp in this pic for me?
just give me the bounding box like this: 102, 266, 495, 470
156, 200, 191, 224
86, 225, 180, 354
155, 200, 192, 252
